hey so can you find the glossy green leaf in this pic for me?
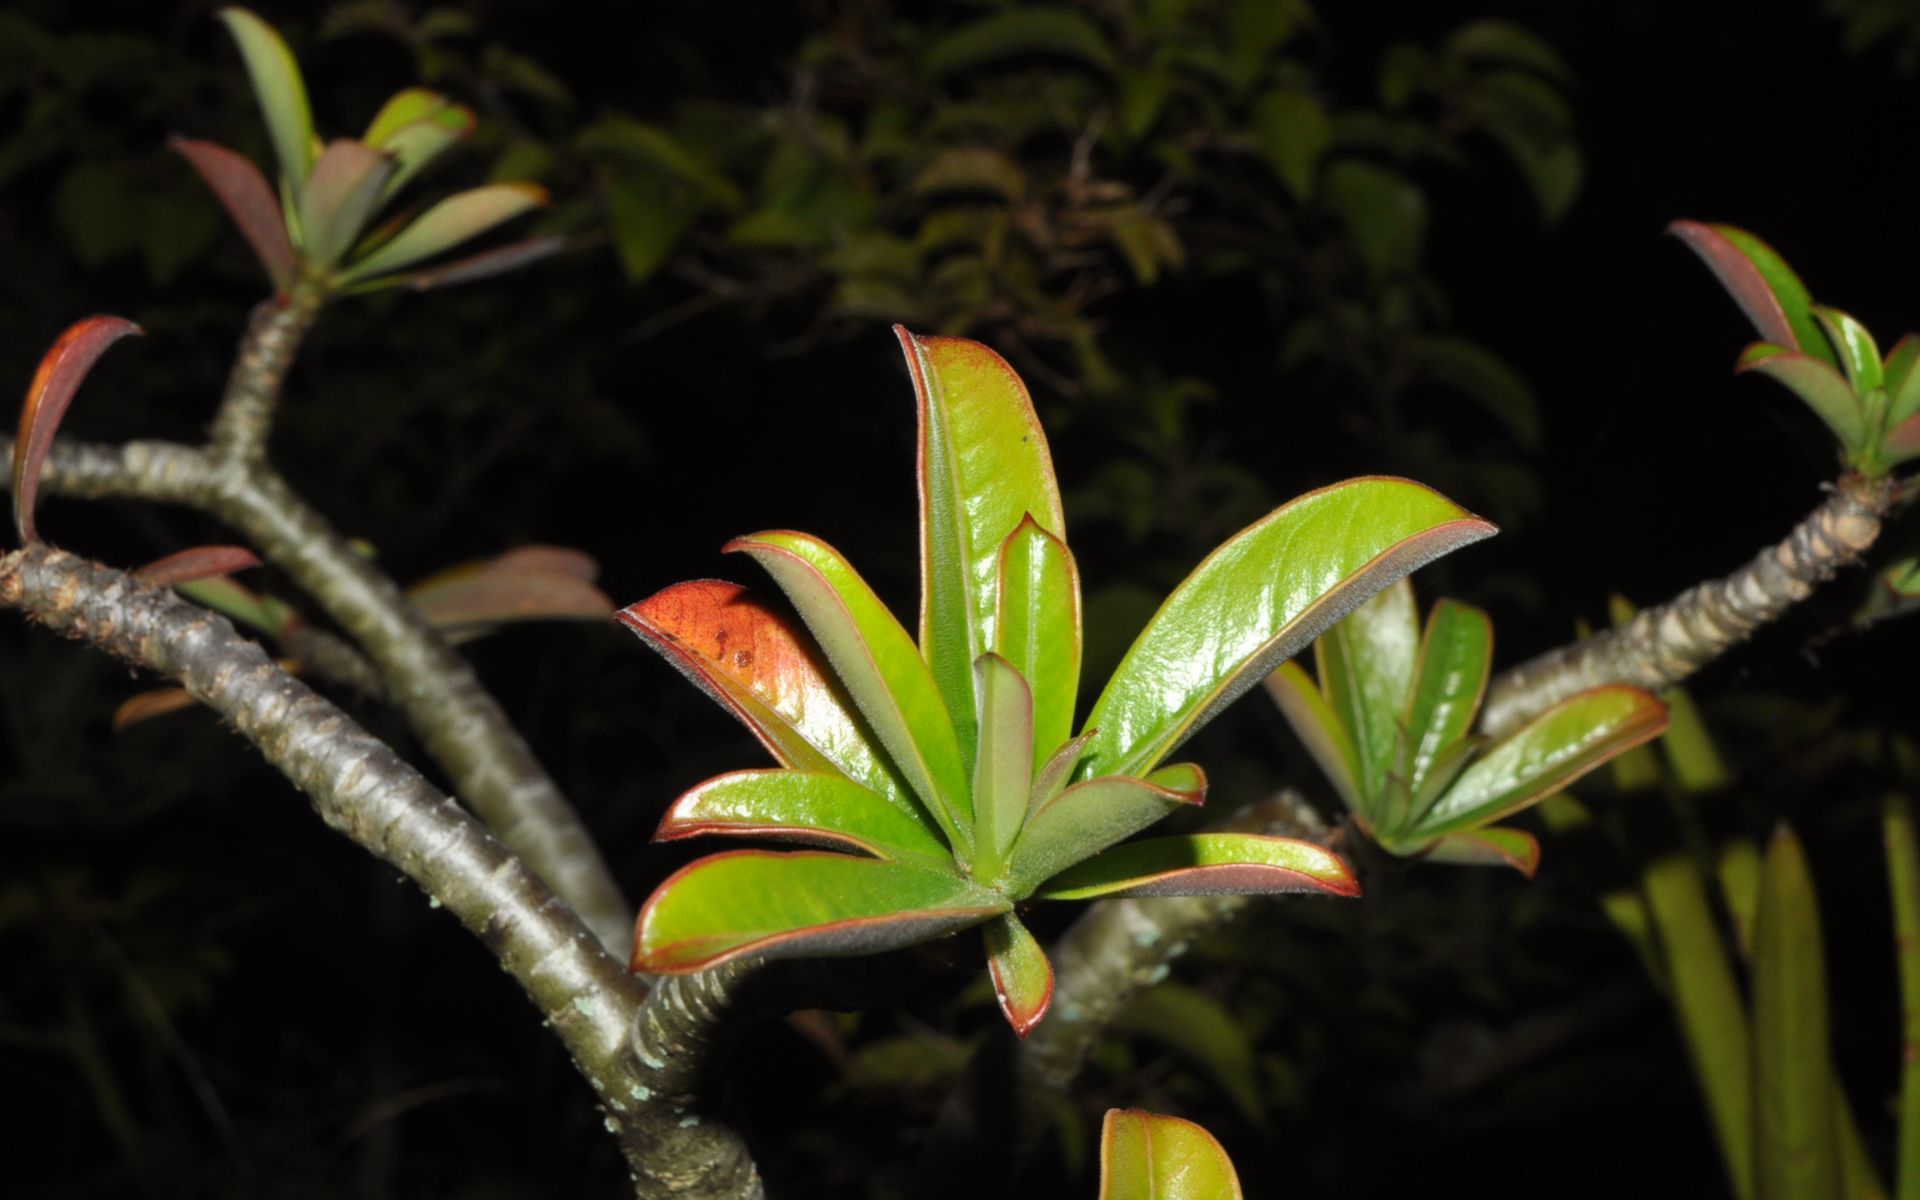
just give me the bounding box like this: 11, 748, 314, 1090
1402, 598, 1493, 799
898, 328, 1066, 760
616, 580, 911, 808
1264, 661, 1362, 811
728, 531, 974, 851
1670, 220, 1830, 365
1407, 734, 1481, 822
656, 769, 949, 863
995, 517, 1081, 773
1083, 477, 1495, 780
1412, 826, 1540, 876
1035, 833, 1359, 901
921, 8, 1116, 78
984, 912, 1053, 1037
1885, 333, 1920, 427
972, 653, 1033, 878
1417, 685, 1667, 838
632, 850, 1006, 974
169, 136, 295, 288
217, 8, 316, 187
297, 139, 395, 267
338, 182, 546, 283
1736, 347, 1865, 454
1642, 849, 1753, 1198
1009, 765, 1205, 895
1812, 305, 1883, 393
1098, 1109, 1244, 1200
1884, 795, 1920, 1200
1751, 824, 1841, 1200
1317, 578, 1420, 801
1113, 983, 1264, 1122
13, 316, 142, 545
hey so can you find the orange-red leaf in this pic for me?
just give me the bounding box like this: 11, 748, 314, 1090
13, 316, 143, 545
112, 688, 199, 731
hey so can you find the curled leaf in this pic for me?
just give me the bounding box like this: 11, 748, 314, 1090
14, 316, 143, 545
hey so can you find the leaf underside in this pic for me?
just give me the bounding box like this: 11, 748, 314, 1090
14, 316, 143, 545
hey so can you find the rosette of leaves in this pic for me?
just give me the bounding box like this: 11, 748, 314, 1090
171, 7, 553, 298
1265, 579, 1668, 875
1672, 220, 1920, 479
617, 328, 1495, 1033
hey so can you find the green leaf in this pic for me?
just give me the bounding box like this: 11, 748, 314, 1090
972, 653, 1033, 879
217, 8, 316, 187
1812, 305, 1882, 393
574, 114, 744, 212
1098, 1109, 1245, 1200
176, 575, 295, 638
1751, 824, 1841, 1200
632, 850, 1006, 973
1416, 685, 1666, 837
1035, 833, 1359, 901
912, 147, 1027, 203
1316, 577, 1420, 802
995, 517, 1081, 774
1113, 983, 1265, 1122
1412, 826, 1540, 876
363, 88, 451, 147
921, 8, 1116, 78
728, 531, 974, 852
338, 182, 546, 283
296, 139, 395, 267
1884, 796, 1920, 1200
1008, 766, 1205, 895
169, 136, 295, 288
655, 769, 950, 864
1322, 160, 1427, 277
984, 912, 1054, 1037
1446, 18, 1574, 81
1736, 347, 1866, 455
616, 580, 911, 808
374, 102, 474, 200
1884, 333, 1920, 426
898, 328, 1066, 762
1402, 598, 1493, 801
1669, 221, 1832, 366
1030, 728, 1096, 813
1264, 661, 1362, 811
1252, 88, 1331, 201
392, 234, 564, 292
1656, 679, 1733, 796
13, 316, 143, 545
1404, 334, 1541, 448
1082, 476, 1494, 780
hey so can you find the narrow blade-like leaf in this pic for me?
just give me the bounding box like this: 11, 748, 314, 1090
217, 7, 316, 187
1737, 347, 1866, 454
1885, 795, 1920, 1200
1670, 220, 1829, 364
169, 136, 295, 287
994, 516, 1080, 772
1416, 685, 1667, 838
1402, 598, 1493, 796
338, 183, 546, 283
728, 531, 973, 850
1316, 577, 1420, 800
1035, 833, 1359, 901
616, 580, 910, 807
14, 316, 142, 545
1098, 1109, 1245, 1200
133, 545, 261, 587
1083, 477, 1495, 779
631, 850, 1006, 973
1263, 661, 1362, 811
1751, 824, 1841, 1200
297, 139, 396, 267
1411, 826, 1540, 876
394, 235, 564, 292
972, 653, 1034, 877
899, 328, 1066, 760
656, 769, 949, 863
1030, 728, 1096, 814
984, 912, 1054, 1037
112, 688, 201, 731
1009, 765, 1205, 895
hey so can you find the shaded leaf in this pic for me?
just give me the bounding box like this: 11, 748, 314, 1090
1404, 334, 1541, 448
1112, 983, 1265, 1122
1885, 333, 1920, 427
394, 234, 564, 291
1252, 88, 1330, 201
13, 316, 142, 545
1098, 1109, 1244, 1200
922, 8, 1116, 78
217, 7, 316, 186
1009, 765, 1205, 895
913, 147, 1026, 202
1751, 824, 1841, 1200
1322, 160, 1426, 277
1264, 661, 1362, 810
655, 769, 949, 863
338, 182, 547, 283
112, 688, 201, 731
1884, 796, 1920, 1200
176, 575, 296, 638
1415, 826, 1540, 876
972, 653, 1033, 877
995, 517, 1080, 773
631, 850, 1006, 973
407, 560, 612, 632
169, 136, 295, 287
132, 545, 261, 587
1317, 577, 1420, 802
1036, 833, 1359, 901
297, 139, 396, 267
1082, 476, 1494, 780
1736, 346, 1865, 454
984, 912, 1054, 1037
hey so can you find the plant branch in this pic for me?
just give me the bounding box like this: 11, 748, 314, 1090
1480, 473, 1896, 737
1, 432, 633, 954
209, 290, 322, 461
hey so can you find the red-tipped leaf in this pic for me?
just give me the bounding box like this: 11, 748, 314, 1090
1416, 826, 1541, 876
1736, 345, 1866, 454
655, 769, 949, 863
984, 912, 1054, 1037
13, 316, 142, 545
1034, 833, 1360, 901
1008, 764, 1206, 894
1669, 220, 1829, 364
169, 136, 296, 287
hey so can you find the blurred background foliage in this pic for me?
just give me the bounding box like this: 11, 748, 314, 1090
3, 1, 1920, 1197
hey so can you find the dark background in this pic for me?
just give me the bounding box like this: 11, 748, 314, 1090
3, 1, 1917, 1196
